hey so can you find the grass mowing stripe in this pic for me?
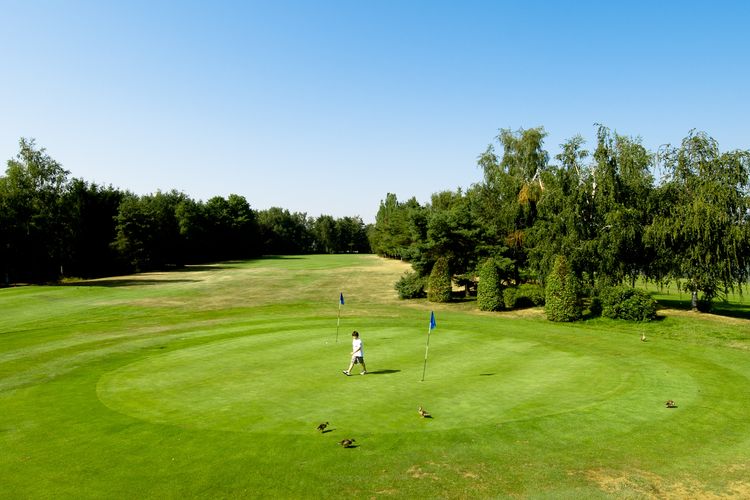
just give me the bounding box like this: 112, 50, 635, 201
0, 317, 341, 393
2, 254, 750, 498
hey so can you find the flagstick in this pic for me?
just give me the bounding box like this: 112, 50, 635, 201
421, 322, 432, 382
335, 302, 341, 343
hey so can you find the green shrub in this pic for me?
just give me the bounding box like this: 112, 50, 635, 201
545, 255, 581, 322
394, 271, 426, 299
502, 287, 517, 309
427, 257, 452, 303
504, 284, 545, 309
518, 283, 545, 306
601, 286, 657, 321
477, 259, 504, 311
588, 296, 603, 317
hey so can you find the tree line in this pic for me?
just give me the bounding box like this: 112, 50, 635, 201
0, 138, 370, 284
370, 125, 750, 312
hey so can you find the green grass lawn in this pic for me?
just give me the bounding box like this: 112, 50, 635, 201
1, 255, 749, 499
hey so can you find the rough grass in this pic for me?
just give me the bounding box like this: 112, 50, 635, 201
1, 255, 749, 499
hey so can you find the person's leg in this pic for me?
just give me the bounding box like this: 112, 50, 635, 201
343, 357, 355, 375
359, 358, 367, 374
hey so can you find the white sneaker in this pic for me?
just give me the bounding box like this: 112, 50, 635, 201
342, 370, 350, 376
360, 371, 367, 375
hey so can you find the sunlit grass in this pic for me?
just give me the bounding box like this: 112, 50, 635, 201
1, 255, 749, 498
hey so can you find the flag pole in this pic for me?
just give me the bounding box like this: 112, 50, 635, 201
336, 293, 344, 343
336, 304, 341, 343
421, 311, 435, 382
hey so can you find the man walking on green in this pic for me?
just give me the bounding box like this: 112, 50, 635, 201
343, 330, 367, 375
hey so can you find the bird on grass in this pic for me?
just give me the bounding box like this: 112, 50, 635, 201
665, 400, 677, 408
418, 406, 431, 418
316, 422, 329, 432
339, 438, 355, 448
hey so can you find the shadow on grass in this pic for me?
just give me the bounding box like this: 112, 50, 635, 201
62, 278, 201, 287
711, 305, 750, 320
257, 255, 305, 260
57, 261, 242, 287
168, 264, 234, 272
366, 369, 401, 375
657, 298, 750, 320
14, 256, 324, 289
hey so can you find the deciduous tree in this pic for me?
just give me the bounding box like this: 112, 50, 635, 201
645, 131, 750, 309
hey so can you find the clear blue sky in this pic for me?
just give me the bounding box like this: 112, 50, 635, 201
2, 0, 748, 223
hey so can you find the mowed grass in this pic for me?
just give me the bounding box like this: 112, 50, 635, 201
1, 255, 750, 499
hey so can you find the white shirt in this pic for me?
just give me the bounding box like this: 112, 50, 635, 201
352, 338, 363, 357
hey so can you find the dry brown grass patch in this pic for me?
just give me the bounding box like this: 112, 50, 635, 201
585, 468, 750, 499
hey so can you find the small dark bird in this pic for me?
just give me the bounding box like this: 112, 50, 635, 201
418, 406, 431, 418
339, 438, 355, 448
316, 422, 329, 432
665, 400, 677, 408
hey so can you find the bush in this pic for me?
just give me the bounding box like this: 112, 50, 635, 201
504, 284, 545, 309
518, 283, 545, 307
545, 255, 581, 322
477, 259, 503, 311
588, 296, 603, 317
394, 271, 426, 299
502, 287, 517, 309
601, 286, 657, 321
427, 257, 452, 303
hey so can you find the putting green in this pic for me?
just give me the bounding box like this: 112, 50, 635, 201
97, 322, 697, 435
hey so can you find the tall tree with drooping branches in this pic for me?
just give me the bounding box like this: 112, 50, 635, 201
475, 127, 550, 283
645, 130, 750, 310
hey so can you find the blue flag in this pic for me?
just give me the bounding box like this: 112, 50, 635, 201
429, 311, 436, 330
339, 293, 345, 305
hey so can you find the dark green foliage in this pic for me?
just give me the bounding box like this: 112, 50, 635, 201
311, 215, 371, 254
1, 138, 71, 282
545, 255, 581, 322
256, 207, 313, 254
1, 138, 370, 284
424, 191, 484, 289
371, 127, 750, 317
645, 131, 750, 309
63, 179, 126, 278
394, 271, 426, 299
520, 283, 545, 306
601, 286, 657, 321
428, 256, 452, 303
477, 259, 503, 311
332, 216, 371, 253
588, 297, 603, 317
369, 193, 423, 259
113, 190, 190, 272
502, 287, 517, 309
475, 128, 549, 283
504, 283, 545, 309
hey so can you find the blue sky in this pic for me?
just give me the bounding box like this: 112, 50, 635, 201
2, 1, 748, 222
